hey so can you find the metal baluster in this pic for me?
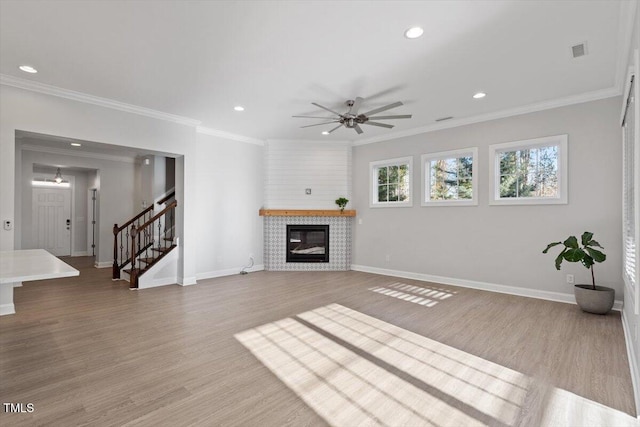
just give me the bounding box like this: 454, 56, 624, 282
130, 225, 138, 288
125, 228, 130, 260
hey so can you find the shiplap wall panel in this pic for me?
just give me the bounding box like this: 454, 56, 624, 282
264, 141, 352, 209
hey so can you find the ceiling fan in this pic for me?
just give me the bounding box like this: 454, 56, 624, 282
293, 97, 412, 134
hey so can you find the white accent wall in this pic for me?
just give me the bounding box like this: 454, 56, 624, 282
352, 97, 623, 300
264, 140, 352, 209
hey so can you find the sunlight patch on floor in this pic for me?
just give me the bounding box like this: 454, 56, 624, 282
236, 304, 638, 427
368, 282, 456, 307
235, 317, 482, 426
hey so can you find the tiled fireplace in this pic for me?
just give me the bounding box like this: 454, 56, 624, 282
261, 210, 354, 271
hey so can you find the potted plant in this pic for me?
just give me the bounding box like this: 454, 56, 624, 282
542, 231, 613, 314
335, 197, 349, 212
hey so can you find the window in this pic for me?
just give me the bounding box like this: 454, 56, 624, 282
370, 157, 413, 207
421, 148, 478, 206
489, 135, 568, 205
622, 72, 639, 314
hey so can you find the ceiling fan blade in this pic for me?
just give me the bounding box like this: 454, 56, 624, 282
348, 97, 364, 115
367, 114, 412, 120
363, 121, 394, 129
354, 124, 364, 134
292, 115, 336, 119
300, 121, 340, 128
361, 101, 403, 117
328, 124, 343, 134
312, 102, 343, 117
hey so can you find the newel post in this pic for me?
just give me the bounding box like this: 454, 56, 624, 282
112, 224, 120, 280
130, 224, 139, 289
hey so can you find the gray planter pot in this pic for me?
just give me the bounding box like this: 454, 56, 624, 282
574, 284, 615, 314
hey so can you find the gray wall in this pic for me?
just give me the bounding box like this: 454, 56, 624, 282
352, 97, 623, 299
195, 132, 264, 278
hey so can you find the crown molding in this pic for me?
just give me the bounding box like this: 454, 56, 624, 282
0, 74, 201, 127
265, 138, 352, 146
20, 143, 136, 164
196, 126, 264, 146
353, 86, 622, 146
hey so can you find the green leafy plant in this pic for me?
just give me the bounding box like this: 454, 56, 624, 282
542, 231, 606, 290
335, 197, 349, 212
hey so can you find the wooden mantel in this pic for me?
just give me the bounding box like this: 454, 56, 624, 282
259, 209, 356, 217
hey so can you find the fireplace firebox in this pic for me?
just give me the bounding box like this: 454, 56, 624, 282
286, 225, 329, 263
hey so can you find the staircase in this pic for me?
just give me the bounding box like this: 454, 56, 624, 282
112, 197, 177, 289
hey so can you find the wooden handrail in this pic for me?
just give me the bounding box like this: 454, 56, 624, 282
138, 200, 177, 232
156, 191, 175, 206
114, 204, 154, 234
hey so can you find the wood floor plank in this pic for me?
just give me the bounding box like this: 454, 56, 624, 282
0, 256, 635, 426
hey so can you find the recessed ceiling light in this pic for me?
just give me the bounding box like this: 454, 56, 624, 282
19, 65, 38, 74
321, 131, 329, 135
404, 26, 424, 39
70, 142, 82, 147
473, 92, 486, 99
234, 106, 245, 112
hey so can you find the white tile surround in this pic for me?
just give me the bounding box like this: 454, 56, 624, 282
264, 216, 352, 271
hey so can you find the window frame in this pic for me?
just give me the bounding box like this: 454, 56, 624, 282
421, 147, 478, 207
369, 156, 413, 208
622, 66, 639, 315
489, 134, 568, 205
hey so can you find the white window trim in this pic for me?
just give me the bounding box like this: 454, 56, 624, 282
421, 147, 478, 207
489, 134, 568, 205
621, 60, 639, 315
370, 156, 413, 208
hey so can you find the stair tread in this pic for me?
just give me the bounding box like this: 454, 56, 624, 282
151, 246, 173, 253
138, 257, 156, 264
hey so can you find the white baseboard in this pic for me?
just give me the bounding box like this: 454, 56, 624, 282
0, 303, 15, 316
138, 276, 178, 290
196, 264, 265, 281
178, 276, 198, 286
95, 261, 112, 269
72, 251, 89, 257
350, 264, 623, 312
622, 309, 640, 417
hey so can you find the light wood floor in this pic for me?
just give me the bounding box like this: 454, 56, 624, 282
0, 256, 635, 426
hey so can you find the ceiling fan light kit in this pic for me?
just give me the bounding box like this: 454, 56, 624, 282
294, 97, 412, 135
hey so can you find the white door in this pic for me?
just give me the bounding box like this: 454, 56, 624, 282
32, 188, 71, 256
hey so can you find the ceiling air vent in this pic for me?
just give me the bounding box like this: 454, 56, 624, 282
435, 116, 453, 122
571, 42, 588, 58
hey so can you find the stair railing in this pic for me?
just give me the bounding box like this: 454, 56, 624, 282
129, 200, 177, 288
155, 189, 175, 206
112, 205, 155, 280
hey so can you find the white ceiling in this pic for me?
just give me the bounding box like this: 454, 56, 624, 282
0, 1, 632, 143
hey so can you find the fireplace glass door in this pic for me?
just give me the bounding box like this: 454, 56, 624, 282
286, 225, 329, 263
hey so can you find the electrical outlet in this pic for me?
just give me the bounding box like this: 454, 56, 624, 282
566, 274, 574, 284
385, 254, 391, 262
